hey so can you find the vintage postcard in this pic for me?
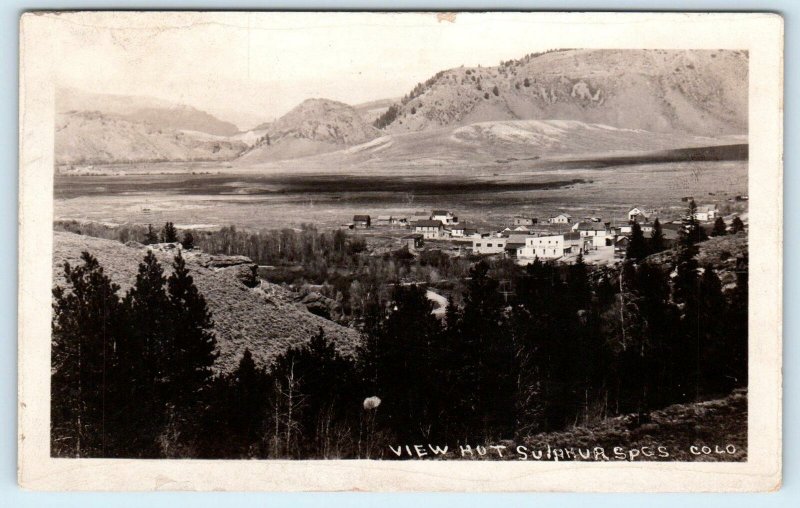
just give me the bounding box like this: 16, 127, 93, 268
18, 12, 783, 491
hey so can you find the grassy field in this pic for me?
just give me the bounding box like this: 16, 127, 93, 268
54, 158, 748, 232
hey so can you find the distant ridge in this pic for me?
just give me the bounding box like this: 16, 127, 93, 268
375, 49, 747, 136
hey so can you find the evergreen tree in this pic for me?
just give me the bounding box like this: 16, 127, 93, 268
696, 265, 728, 396
181, 231, 195, 250
567, 252, 590, 310
51, 252, 122, 457
682, 200, 708, 245
671, 205, 703, 402
144, 224, 159, 245
227, 349, 269, 456
115, 251, 172, 457
725, 255, 749, 389
166, 252, 218, 409
626, 220, 648, 261
358, 285, 446, 444
457, 261, 516, 440
649, 218, 665, 254
731, 216, 745, 234
161, 222, 178, 243
711, 217, 728, 237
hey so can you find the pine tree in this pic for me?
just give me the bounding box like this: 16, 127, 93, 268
227, 349, 269, 456
649, 218, 665, 254
51, 252, 122, 457
696, 265, 728, 396
568, 252, 590, 310
682, 200, 707, 245
731, 216, 745, 234
671, 205, 702, 402
115, 251, 172, 457
626, 221, 648, 261
181, 231, 195, 250
458, 261, 515, 440
161, 222, 178, 243
144, 224, 159, 245
711, 217, 728, 237
167, 252, 218, 408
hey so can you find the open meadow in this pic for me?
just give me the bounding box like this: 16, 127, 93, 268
55, 158, 747, 232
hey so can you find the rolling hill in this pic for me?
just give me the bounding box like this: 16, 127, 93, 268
57, 88, 241, 136
55, 111, 248, 165
377, 49, 747, 137
53, 231, 361, 372
237, 98, 381, 163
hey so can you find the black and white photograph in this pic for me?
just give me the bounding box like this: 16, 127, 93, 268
18, 11, 783, 491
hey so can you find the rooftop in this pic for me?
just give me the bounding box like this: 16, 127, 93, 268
413, 220, 443, 228
576, 221, 607, 231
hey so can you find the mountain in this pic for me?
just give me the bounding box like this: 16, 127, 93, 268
53, 231, 360, 372
376, 49, 748, 136
55, 111, 247, 165
237, 98, 380, 163
57, 88, 240, 136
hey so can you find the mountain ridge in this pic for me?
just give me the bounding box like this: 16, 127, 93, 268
376, 49, 747, 136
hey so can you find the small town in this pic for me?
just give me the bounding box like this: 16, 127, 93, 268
346, 196, 747, 266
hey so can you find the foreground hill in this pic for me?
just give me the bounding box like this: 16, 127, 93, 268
55, 111, 247, 165
53, 231, 361, 372
379, 49, 747, 136
237, 98, 380, 163
514, 389, 747, 462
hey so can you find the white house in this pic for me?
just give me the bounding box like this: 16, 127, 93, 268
413, 220, 443, 239
513, 216, 537, 227
572, 221, 610, 248
693, 204, 719, 222
627, 207, 646, 221
450, 223, 478, 238
620, 222, 655, 235
549, 213, 573, 224
431, 210, 458, 225
517, 234, 565, 260
472, 237, 507, 255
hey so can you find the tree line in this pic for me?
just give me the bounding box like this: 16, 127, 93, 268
52, 201, 747, 458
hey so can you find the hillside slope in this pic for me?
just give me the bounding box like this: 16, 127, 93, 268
238, 98, 380, 163
380, 49, 747, 136
53, 231, 361, 372
515, 389, 747, 462
55, 111, 247, 165
265, 118, 737, 170
57, 88, 241, 136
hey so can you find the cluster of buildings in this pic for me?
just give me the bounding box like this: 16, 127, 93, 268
351, 202, 722, 264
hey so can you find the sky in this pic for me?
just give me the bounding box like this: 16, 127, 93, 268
47, 12, 565, 129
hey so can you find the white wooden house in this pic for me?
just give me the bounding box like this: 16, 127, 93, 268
693, 204, 719, 222
549, 213, 573, 224
572, 221, 611, 248
413, 220, 443, 239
